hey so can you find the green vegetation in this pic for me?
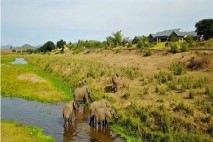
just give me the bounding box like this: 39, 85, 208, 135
195, 18, 213, 40
1, 120, 55, 142
1, 55, 70, 102
19, 53, 213, 141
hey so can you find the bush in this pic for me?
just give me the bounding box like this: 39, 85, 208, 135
170, 42, 179, 53
137, 40, 143, 48
144, 49, 152, 56
180, 42, 189, 52
169, 63, 186, 75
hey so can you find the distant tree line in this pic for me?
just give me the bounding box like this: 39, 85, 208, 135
21, 18, 212, 54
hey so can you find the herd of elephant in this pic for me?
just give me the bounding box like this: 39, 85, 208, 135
62, 74, 119, 129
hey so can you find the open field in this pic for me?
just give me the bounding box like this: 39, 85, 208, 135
1, 47, 213, 141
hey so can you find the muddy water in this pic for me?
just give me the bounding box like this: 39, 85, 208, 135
1, 97, 125, 142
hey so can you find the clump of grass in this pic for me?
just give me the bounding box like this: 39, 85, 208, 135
143, 86, 149, 95
188, 90, 197, 99
205, 86, 213, 100
174, 102, 194, 115
169, 63, 186, 75
154, 71, 168, 84
122, 92, 130, 99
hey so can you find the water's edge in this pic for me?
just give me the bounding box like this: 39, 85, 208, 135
1, 97, 125, 142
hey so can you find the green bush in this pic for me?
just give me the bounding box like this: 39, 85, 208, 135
144, 49, 152, 56
180, 42, 189, 52
169, 63, 186, 75
170, 42, 179, 53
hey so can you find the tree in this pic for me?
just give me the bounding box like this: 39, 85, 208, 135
113, 30, 122, 47
57, 39, 66, 52
106, 31, 122, 48
40, 41, 56, 52
195, 19, 213, 40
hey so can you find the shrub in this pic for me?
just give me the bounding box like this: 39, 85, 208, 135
169, 63, 186, 75
180, 42, 189, 52
144, 49, 152, 56
127, 42, 132, 48
170, 42, 179, 53
154, 71, 168, 84
137, 40, 143, 48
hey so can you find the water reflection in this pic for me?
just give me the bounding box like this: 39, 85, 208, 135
10, 58, 27, 64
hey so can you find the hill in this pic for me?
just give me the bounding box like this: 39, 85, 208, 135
15, 44, 37, 50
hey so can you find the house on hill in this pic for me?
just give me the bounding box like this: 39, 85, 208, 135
148, 29, 197, 42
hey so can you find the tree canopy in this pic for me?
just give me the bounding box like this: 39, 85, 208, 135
57, 39, 66, 52
195, 18, 213, 40
40, 41, 56, 52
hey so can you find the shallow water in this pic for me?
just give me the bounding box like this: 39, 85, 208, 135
10, 58, 27, 64
1, 97, 125, 142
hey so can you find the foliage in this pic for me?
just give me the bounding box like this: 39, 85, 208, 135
12, 49, 16, 52
170, 42, 179, 53
169, 63, 186, 75
144, 49, 152, 56
180, 42, 189, 52
106, 31, 122, 48
56, 39, 66, 52
184, 35, 194, 47
195, 18, 213, 40
39, 41, 56, 53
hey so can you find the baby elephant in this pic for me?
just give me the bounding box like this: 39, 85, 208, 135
74, 85, 92, 104
112, 74, 119, 93
76, 79, 86, 88
89, 99, 111, 126
62, 101, 78, 126
93, 107, 118, 129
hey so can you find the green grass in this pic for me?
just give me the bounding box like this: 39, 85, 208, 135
1, 120, 55, 142
1, 55, 71, 102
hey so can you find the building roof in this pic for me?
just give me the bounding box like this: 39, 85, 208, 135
122, 37, 133, 42
150, 29, 197, 38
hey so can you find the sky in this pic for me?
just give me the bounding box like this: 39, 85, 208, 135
1, 0, 213, 46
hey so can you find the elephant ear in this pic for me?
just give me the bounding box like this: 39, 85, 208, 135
105, 108, 112, 118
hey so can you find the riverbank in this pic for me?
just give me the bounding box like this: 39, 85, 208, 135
1, 120, 55, 142
1, 54, 71, 102
1, 50, 213, 141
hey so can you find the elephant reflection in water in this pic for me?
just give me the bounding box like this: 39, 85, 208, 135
63, 122, 77, 141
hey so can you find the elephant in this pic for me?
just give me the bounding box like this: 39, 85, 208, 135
76, 79, 86, 88
74, 85, 92, 105
92, 107, 118, 129
112, 74, 119, 93
62, 101, 78, 126
89, 99, 111, 126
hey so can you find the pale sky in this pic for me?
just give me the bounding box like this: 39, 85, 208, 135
1, 0, 213, 46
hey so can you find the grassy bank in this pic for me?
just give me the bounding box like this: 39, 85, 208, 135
22, 51, 213, 141
1, 54, 71, 102
1, 120, 55, 142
